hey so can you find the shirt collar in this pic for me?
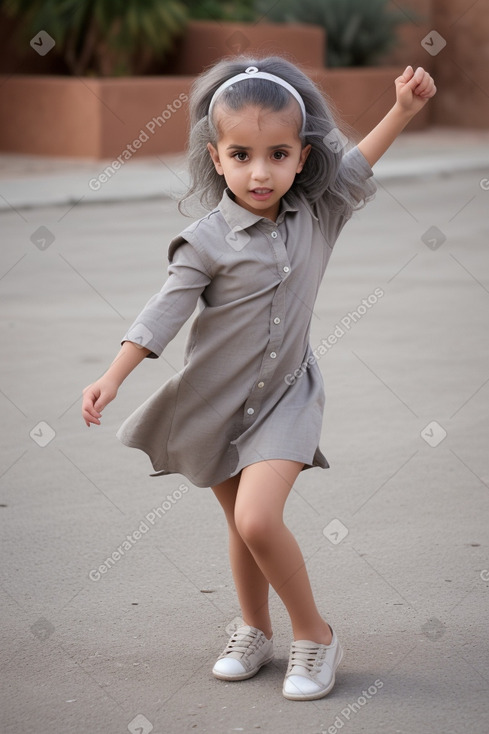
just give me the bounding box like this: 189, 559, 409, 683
218, 188, 306, 232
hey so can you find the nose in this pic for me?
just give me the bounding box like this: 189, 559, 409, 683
250, 158, 269, 182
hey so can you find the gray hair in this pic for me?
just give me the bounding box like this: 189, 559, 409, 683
178, 55, 375, 219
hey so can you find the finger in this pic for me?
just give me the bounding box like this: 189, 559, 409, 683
405, 66, 425, 87
82, 409, 101, 426
93, 397, 105, 412
395, 65, 413, 85
82, 393, 102, 419
93, 393, 113, 412
424, 77, 436, 94
83, 406, 101, 423
414, 71, 432, 91
419, 85, 436, 99
82, 399, 101, 416
414, 66, 425, 81
415, 77, 436, 98
94, 388, 116, 412
83, 386, 103, 412
405, 72, 424, 92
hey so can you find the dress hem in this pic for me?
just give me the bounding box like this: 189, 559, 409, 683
117, 436, 329, 489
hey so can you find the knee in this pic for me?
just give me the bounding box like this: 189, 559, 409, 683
234, 509, 279, 550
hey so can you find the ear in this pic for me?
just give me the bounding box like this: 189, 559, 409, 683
296, 144, 312, 174
207, 142, 224, 176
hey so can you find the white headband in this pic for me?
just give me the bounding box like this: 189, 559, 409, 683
207, 66, 306, 133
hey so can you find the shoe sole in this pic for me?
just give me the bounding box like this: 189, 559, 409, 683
212, 654, 274, 681
282, 644, 344, 701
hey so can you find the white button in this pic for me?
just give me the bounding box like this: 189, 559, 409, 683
271, 231, 278, 238
283, 266, 290, 273
257, 381, 265, 388
273, 317, 281, 325
247, 407, 255, 415
270, 352, 277, 359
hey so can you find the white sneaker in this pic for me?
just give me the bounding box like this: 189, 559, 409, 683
283, 626, 343, 700
212, 625, 274, 681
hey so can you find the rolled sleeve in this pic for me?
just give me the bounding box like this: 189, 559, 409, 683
121, 242, 211, 358
337, 145, 377, 210
314, 144, 377, 248
341, 145, 375, 182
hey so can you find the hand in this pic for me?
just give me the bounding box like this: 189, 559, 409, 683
81, 377, 119, 427
395, 65, 436, 116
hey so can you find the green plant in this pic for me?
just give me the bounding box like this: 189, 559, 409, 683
2, 0, 189, 76
186, 0, 257, 22
256, 0, 412, 67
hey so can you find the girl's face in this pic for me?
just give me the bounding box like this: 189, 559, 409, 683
207, 103, 311, 222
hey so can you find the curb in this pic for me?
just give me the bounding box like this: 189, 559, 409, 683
0, 156, 488, 212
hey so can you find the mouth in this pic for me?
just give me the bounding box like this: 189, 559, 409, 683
250, 188, 273, 201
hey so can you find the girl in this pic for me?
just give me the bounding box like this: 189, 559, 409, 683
82, 56, 435, 701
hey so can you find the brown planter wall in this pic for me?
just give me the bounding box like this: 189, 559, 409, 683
431, 0, 489, 128
0, 21, 430, 159
0, 67, 425, 159
1, 4, 488, 138
0, 75, 193, 158
0, 21, 328, 158
167, 20, 325, 73
312, 67, 429, 136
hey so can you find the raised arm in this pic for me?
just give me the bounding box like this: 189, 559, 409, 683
357, 66, 436, 168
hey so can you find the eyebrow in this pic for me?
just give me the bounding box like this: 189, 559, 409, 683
225, 144, 294, 151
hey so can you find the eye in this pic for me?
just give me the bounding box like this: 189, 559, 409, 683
272, 151, 287, 160
232, 151, 248, 162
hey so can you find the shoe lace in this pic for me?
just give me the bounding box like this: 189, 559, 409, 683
224, 628, 258, 657
289, 643, 324, 674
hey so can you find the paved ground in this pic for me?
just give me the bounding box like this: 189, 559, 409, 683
1, 131, 489, 733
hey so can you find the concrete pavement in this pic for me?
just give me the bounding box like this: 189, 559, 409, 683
1, 130, 489, 734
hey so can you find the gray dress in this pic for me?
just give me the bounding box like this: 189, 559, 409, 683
116, 146, 376, 487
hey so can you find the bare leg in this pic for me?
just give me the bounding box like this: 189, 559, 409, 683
212, 474, 273, 639
234, 460, 332, 645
